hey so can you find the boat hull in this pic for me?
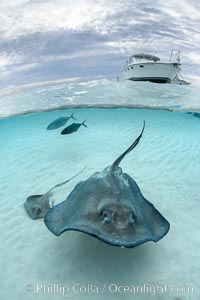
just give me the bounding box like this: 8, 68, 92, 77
128, 77, 171, 84
122, 62, 181, 83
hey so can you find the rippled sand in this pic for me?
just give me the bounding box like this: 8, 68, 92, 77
0, 108, 200, 300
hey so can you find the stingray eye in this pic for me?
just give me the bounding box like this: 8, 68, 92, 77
129, 212, 136, 224
101, 210, 112, 224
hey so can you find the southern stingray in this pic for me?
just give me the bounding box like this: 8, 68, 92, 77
44, 122, 170, 248
24, 167, 86, 220
47, 113, 76, 130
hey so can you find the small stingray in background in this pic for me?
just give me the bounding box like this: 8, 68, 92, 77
47, 113, 76, 130
45, 122, 170, 248
193, 112, 200, 118
187, 112, 200, 118
24, 167, 86, 220
61, 120, 87, 135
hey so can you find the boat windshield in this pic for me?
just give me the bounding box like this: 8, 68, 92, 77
132, 54, 160, 62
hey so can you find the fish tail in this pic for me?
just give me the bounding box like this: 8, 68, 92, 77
71, 113, 77, 120
82, 119, 87, 127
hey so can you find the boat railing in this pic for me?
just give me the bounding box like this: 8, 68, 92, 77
150, 49, 181, 62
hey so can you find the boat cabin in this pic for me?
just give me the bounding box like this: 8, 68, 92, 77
128, 54, 160, 65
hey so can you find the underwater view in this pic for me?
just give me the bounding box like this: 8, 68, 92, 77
0, 79, 200, 300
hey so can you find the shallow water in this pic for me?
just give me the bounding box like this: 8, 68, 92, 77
0, 105, 200, 300
1, 79, 200, 118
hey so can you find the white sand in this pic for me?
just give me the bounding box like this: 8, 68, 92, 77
0, 108, 200, 300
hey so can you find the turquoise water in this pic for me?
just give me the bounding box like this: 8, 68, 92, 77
0, 102, 200, 299
1, 79, 200, 299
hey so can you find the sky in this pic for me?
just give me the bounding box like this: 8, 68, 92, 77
0, 0, 200, 89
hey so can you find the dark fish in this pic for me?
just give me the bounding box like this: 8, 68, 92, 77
61, 120, 87, 135
44, 122, 170, 248
47, 113, 76, 130
24, 167, 86, 220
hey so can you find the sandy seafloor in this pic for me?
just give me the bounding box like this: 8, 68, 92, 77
0, 80, 200, 300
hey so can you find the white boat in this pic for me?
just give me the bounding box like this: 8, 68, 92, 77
122, 49, 189, 84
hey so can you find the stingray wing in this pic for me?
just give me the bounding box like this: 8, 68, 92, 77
44, 198, 169, 247
44, 172, 169, 248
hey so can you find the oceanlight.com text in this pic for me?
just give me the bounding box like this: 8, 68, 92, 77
25, 282, 194, 296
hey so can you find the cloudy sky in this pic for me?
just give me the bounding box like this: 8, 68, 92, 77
0, 0, 200, 88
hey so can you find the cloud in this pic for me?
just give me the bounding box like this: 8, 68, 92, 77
0, 0, 118, 38
0, 0, 199, 88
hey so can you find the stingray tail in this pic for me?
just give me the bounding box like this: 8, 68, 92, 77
71, 113, 77, 120
110, 121, 145, 172
47, 166, 87, 193
82, 120, 87, 128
